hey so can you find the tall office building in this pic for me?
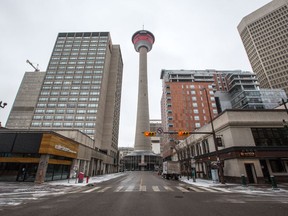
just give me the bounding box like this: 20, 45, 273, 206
6, 32, 123, 161
238, 0, 288, 95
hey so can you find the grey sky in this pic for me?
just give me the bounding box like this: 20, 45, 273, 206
0, 0, 271, 147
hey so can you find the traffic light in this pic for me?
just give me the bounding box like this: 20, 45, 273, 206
144, 131, 156, 136
178, 131, 189, 136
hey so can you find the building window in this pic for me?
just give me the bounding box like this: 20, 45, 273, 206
31, 122, 41, 127
269, 159, 286, 173
251, 128, 288, 146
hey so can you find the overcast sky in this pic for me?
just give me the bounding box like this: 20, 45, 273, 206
0, 0, 271, 147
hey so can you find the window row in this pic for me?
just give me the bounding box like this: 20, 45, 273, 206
31, 122, 96, 127
40, 91, 100, 96
38, 97, 99, 102
45, 75, 102, 80
46, 70, 103, 75
36, 103, 98, 108
48, 65, 104, 70
33, 115, 96, 121
42, 86, 101, 90
34, 109, 97, 114
52, 51, 106, 57
43, 80, 101, 85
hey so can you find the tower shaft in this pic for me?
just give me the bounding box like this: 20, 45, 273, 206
134, 47, 151, 151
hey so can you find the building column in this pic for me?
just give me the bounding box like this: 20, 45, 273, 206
35, 154, 49, 184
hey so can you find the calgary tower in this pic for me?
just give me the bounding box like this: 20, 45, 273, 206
132, 30, 155, 151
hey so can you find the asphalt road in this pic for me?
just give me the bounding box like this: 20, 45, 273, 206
1, 171, 288, 216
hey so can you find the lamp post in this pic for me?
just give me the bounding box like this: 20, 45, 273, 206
0, 101, 7, 109
201, 88, 225, 184
279, 98, 288, 115
0, 101, 7, 127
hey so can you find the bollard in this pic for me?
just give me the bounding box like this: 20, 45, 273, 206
86, 176, 89, 184
270, 175, 279, 190
241, 174, 247, 187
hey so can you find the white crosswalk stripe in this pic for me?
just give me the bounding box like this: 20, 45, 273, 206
98, 187, 111, 192
176, 186, 190, 192
152, 186, 160, 192
139, 185, 146, 191
188, 187, 204, 192
163, 186, 174, 192
83, 186, 101, 193
209, 187, 231, 193
114, 186, 124, 192
79, 185, 232, 193
197, 186, 218, 193
125, 185, 134, 192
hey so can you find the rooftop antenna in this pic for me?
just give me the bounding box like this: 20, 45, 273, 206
26, 59, 40, 72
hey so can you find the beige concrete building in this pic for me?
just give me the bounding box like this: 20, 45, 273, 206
238, 0, 288, 95
6, 72, 46, 129
5, 32, 123, 174
175, 109, 288, 184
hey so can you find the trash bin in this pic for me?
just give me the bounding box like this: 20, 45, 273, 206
78, 172, 84, 183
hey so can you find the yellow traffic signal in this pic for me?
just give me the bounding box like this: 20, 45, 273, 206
144, 131, 156, 136
178, 131, 189, 136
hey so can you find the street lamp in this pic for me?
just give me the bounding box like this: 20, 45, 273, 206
279, 98, 288, 115
201, 88, 225, 184
0, 101, 7, 109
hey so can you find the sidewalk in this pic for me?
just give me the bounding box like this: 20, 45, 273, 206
179, 177, 288, 194
47, 172, 126, 187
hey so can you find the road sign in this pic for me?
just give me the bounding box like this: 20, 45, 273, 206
157, 127, 163, 134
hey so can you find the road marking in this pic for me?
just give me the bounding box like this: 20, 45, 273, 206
125, 186, 134, 192
197, 186, 217, 192
188, 187, 204, 192
210, 187, 231, 193
114, 186, 124, 192
83, 186, 101, 193
152, 186, 160, 192
164, 186, 174, 192
176, 186, 190, 192
139, 185, 146, 191
98, 187, 111, 192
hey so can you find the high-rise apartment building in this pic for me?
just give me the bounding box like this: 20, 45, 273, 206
6, 32, 123, 161
238, 0, 288, 95
160, 70, 219, 159
160, 69, 286, 159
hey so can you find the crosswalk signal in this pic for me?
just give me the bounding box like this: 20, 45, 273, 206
144, 131, 156, 137
178, 131, 189, 136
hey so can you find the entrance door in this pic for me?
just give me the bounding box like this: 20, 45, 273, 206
245, 163, 257, 184
260, 160, 270, 183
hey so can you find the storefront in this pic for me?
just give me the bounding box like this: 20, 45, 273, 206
0, 131, 78, 182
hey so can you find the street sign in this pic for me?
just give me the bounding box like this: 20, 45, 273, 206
157, 127, 163, 134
